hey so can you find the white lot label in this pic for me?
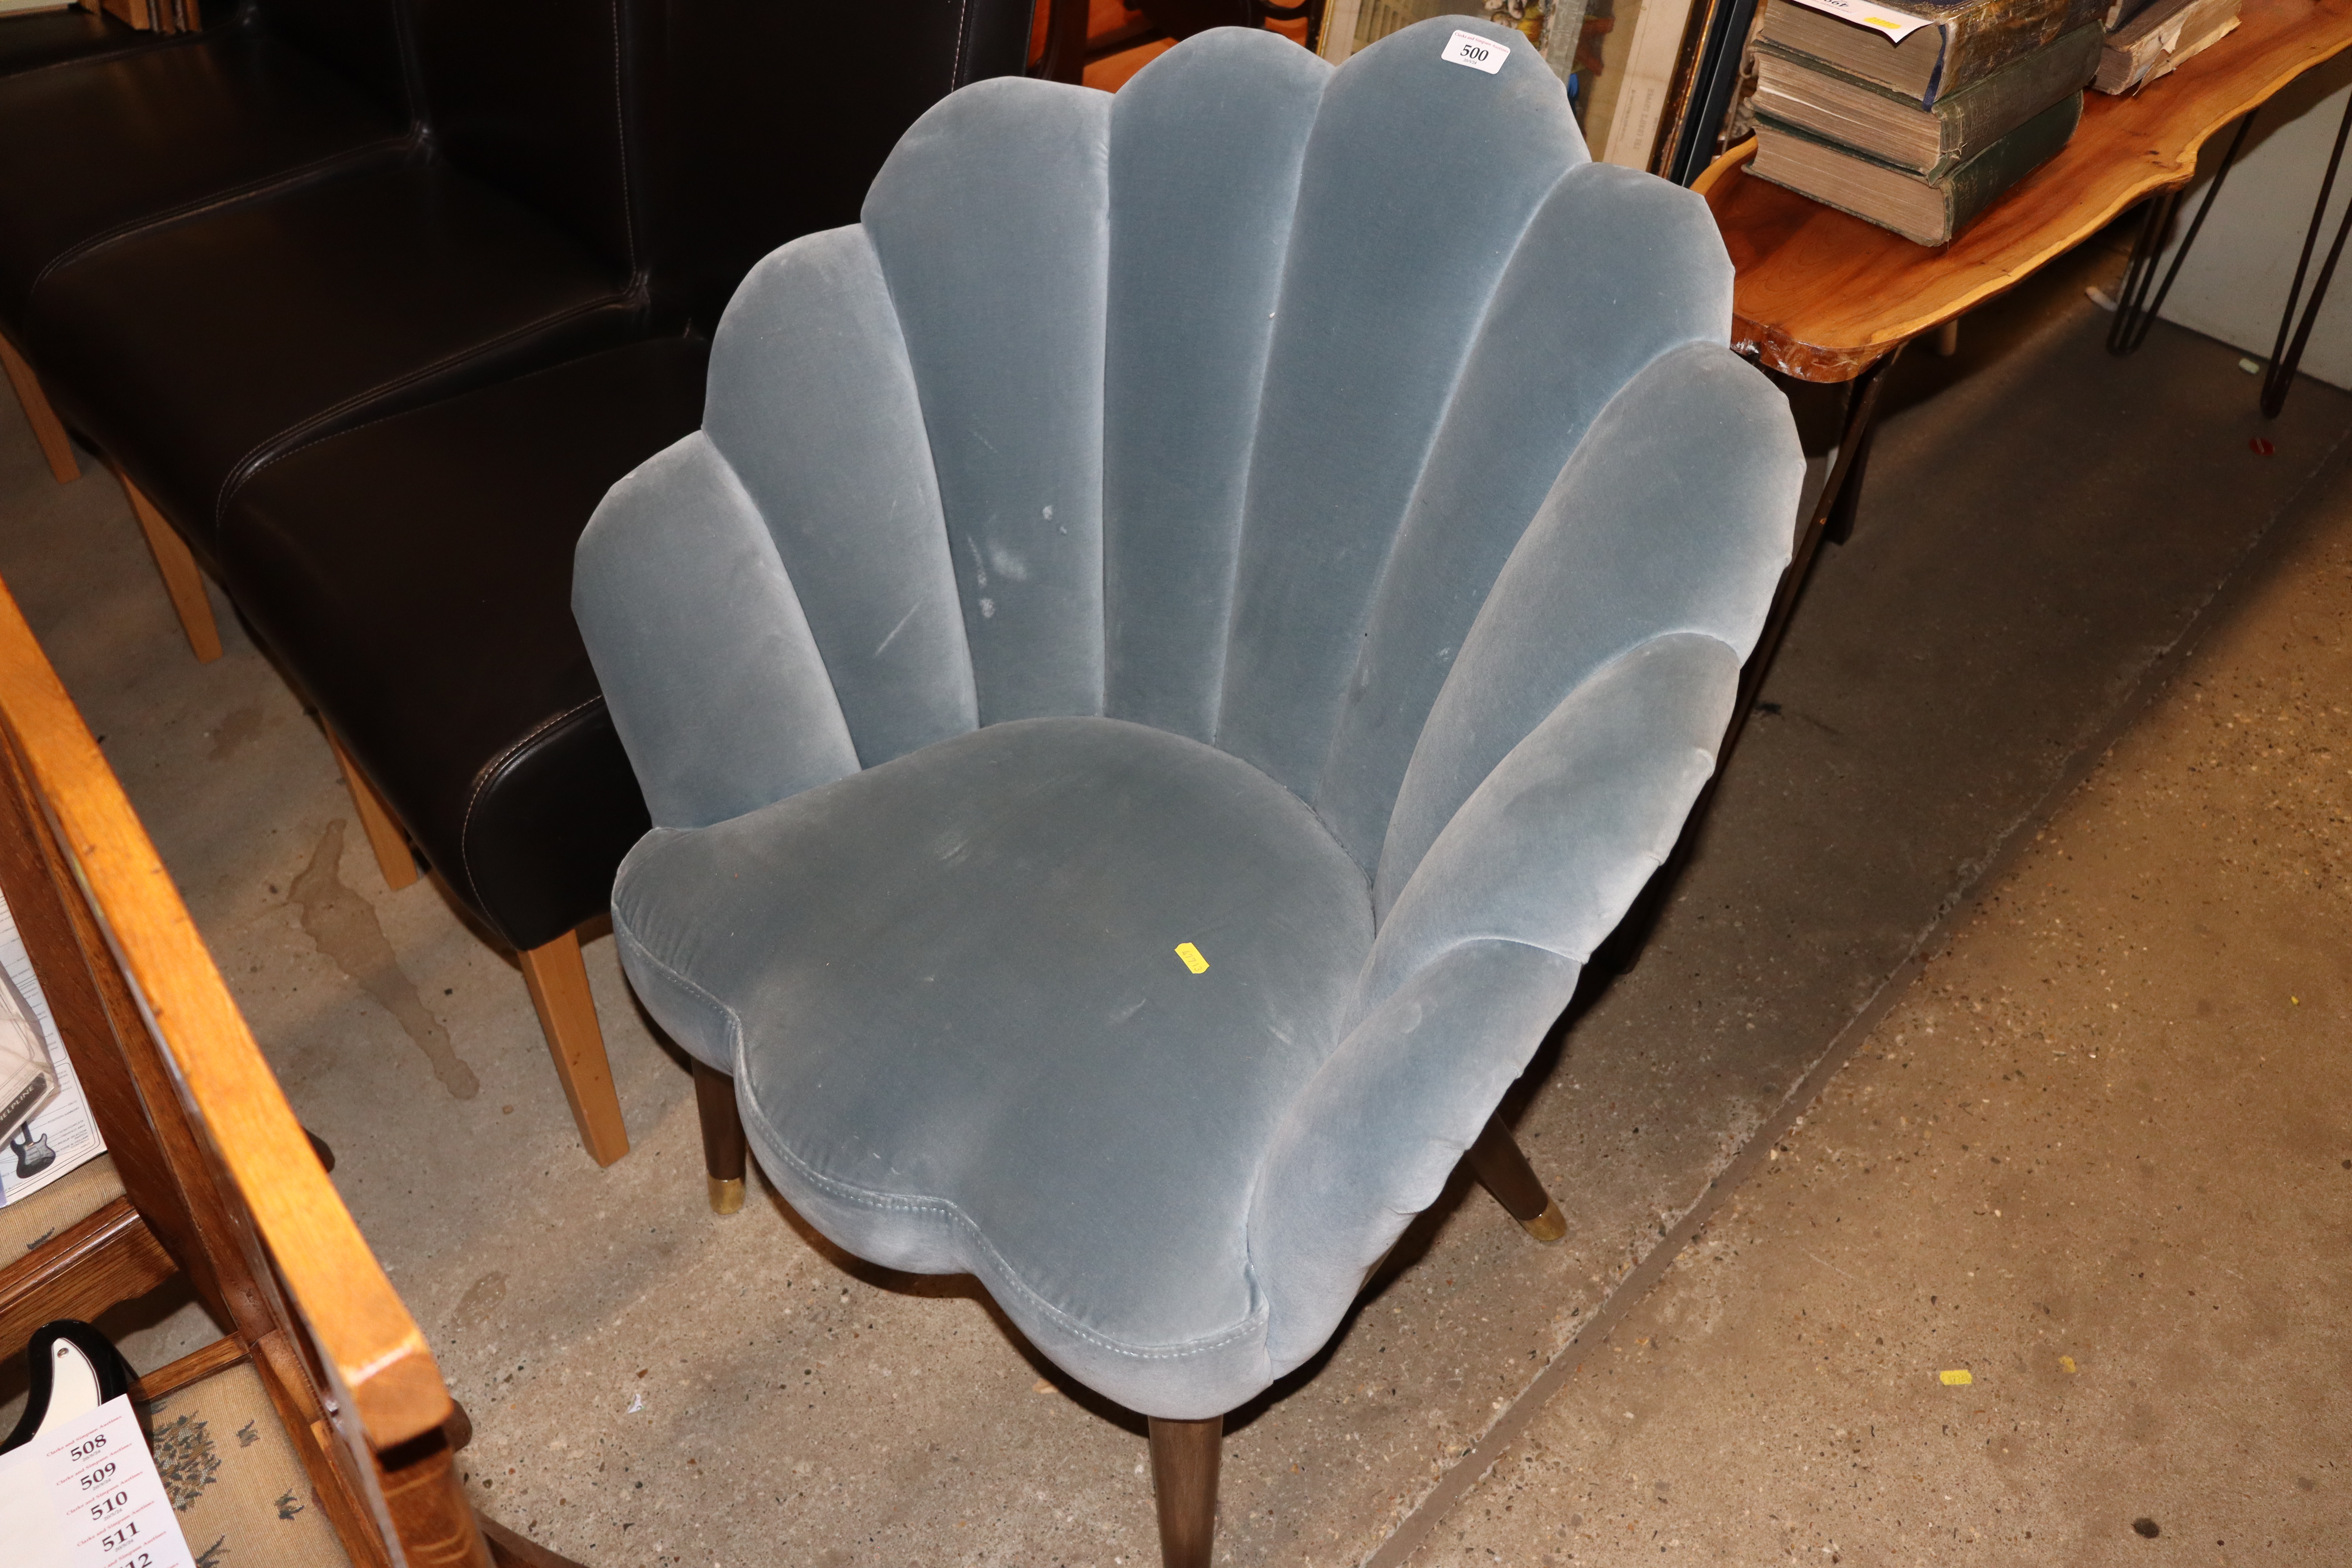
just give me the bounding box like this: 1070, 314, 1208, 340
1781, 0, 1938, 43
0, 1395, 198, 1568
1441, 29, 1508, 73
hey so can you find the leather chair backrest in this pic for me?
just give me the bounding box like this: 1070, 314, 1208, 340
662, 0, 1034, 332
408, 0, 665, 278
248, 0, 416, 120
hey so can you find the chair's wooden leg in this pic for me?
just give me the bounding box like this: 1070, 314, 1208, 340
1148, 1414, 1223, 1568
691, 1060, 745, 1214
476, 1509, 592, 1568
322, 726, 418, 890
517, 930, 629, 1167
0, 331, 79, 483
117, 473, 223, 662
1466, 1112, 1567, 1243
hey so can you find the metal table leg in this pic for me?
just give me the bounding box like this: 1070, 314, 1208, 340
2107, 113, 2254, 358
2261, 87, 2352, 417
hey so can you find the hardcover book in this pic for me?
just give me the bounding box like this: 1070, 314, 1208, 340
1755, 22, 2099, 174
1758, 0, 2107, 104
1751, 89, 2083, 244
2092, 0, 2239, 92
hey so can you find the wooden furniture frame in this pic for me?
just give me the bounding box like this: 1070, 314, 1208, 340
0, 569, 579, 1568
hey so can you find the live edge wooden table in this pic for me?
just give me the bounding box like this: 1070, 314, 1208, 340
1593, 0, 2352, 969
1717, 0, 2352, 701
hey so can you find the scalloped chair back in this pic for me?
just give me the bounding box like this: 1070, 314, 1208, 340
575, 17, 1802, 1561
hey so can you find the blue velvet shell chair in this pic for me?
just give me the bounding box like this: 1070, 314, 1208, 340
575, 18, 1802, 1563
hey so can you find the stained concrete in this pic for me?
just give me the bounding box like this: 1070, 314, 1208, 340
1407, 338, 2352, 1568
0, 230, 2344, 1566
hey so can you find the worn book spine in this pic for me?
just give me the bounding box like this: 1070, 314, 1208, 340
2093, 0, 2239, 91
1756, 23, 2098, 171
1764, 0, 2109, 103
1926, 0, 2108, 100
1931, 23, 2101, 158
1936, 89, 2084, 239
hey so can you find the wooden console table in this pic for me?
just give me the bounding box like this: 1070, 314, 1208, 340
1699, 0, 2352, 383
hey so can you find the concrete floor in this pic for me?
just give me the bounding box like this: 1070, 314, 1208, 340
1412, 337, 2352, 1567
0, 233, 2345, 1566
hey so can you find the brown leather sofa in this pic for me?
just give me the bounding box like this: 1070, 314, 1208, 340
2, 0, 1034, 1163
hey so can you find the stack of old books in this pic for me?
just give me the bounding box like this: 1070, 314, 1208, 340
1748, 0, 2105, 245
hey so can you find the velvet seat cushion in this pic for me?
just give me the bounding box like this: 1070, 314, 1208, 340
0, 20, 408, 332
28, 161, 641, 554
612, 715, 1374, 1411
220, 339, 705, 951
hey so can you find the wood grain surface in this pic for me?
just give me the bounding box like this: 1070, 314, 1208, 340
1704, 0, 2352, 380
0, 573, 456, 1451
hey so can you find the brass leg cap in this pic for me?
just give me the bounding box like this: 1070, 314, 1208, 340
708, 1176, 746, 1215
1519, 1199, 1567, 1244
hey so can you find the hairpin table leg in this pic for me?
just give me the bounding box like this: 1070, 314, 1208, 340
2260, 91, 2352, 418
2107, 112, 2255, 359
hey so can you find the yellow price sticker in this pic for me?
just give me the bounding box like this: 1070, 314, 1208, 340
1938, 1369, 1973, 1386
1174, 942, 1209, 974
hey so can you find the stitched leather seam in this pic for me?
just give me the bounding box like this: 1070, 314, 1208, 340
211, 291, 630, 526
608, 0, 638, 271
456, 695, 606, 912
733, 1080, 1265, 1363
3, 22, 200, 83
28, 136, 413, 298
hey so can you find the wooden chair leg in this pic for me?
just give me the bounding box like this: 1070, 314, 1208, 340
0, 330, 79, 483
691, 1059, 745, 1213
117, 472, 224, 662
1148, 1414, 1222, 1568
1465, 1112, 1567, 1243
323, 727, 418, 890
517, 930, 629, 1167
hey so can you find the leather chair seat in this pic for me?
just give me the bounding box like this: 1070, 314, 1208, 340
219, 338, 708, 951
29, 160, 644, 553
0, 8, 142, 77
609, 714, 1376, 1413
0, 22, 407, 330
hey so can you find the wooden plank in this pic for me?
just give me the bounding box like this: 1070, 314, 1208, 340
0, 330, 80, 484
116, 472, 224, 662
251, 1327, 398, 1568
0, 722, 230, 1329
517, 932, 629, 1167
323, 726, 419, 891
371, 1431, 492, 1568
132, 1334, 249, 1402
0, 575, 455, 1451
0, 1196, 175, 1353
1705, 0, 2352, 381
